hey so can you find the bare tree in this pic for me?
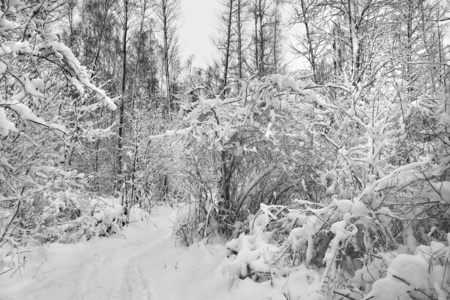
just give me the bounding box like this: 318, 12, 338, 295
154, 0, 181, 113
250, 0, 284, 76
290, 0, 323, 82
223, 0, 235, 92
214, 0, 250, 94
116, 0, 130, 196
236, 0, 245, 79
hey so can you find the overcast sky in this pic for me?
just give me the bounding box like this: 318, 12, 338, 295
177, 0, 305, 71
178, 0, 220, 68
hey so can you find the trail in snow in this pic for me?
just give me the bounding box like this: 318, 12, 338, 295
0, 205, 175, 300
0, 204, 319, 300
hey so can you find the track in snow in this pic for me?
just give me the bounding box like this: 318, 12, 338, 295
0, 205, 176, 300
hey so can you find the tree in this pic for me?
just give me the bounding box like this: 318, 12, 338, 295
236, 0, 246, 79
290, 0, 328, 83
116, 0, 130, 195
214, 0, 251, 96
154, 0, 180, 113
249, 0, 285, 76
222, 0, 234, 92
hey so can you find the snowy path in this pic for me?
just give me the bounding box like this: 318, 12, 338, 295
0, 204, 319, 300
0, 206, 175, 300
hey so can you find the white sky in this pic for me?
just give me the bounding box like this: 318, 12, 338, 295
177, 0, 305, 71
179, 0, 220, 68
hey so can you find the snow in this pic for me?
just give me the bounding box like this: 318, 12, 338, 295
24, 78, 45, 98
388, 254, 430, 289
47, 41, 117, 111
8, 102, 46, 124
0, 204, 323, 300
148, 126, 193, 139
430, 181, 450, 203
352, 257, 386, 285
270, 74, 306, 94
0, 107, 18, 136
0, 16, 18, 31
363, 254, 434, 300
0, 61, 6, 74
439, 112, 450, 126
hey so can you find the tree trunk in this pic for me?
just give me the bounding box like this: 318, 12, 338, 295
258, 0, 265, 75
162, 0, 171, 113
237, 0, 243, 79
222, 0, 234, 94
117, 0, 129, 195
253, 5, 259, 73
300, 0, 318, 82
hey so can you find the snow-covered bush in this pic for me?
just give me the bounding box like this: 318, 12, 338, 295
0, 187, 128, 276
157, 75, 327, 241
215, 73, 450, 299
35, 191, 128, 244
51, 202, 128, 243
223, 199, 450, 299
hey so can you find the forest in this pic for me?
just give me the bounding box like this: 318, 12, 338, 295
1, 0, 450, 299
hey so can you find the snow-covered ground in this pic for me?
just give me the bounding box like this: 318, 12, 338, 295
0, 204, 317, 300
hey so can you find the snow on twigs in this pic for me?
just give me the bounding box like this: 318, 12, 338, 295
168, 72, 450, 299
0, 3, 123, 282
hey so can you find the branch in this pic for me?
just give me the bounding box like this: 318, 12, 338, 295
234, 164, 276, 213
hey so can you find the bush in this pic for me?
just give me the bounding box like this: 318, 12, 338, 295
168, 73, 450, 299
